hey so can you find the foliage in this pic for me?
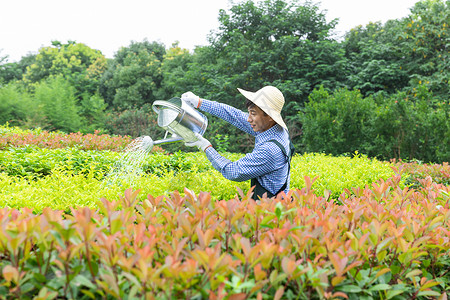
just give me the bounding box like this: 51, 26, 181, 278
0, 83, 36, 127
157, 42, 194, 99
0, 124, 132, 151
371, 85, 450, 163
1, 0, 449, 161
299, 86, 376, 156
32, 76, 83, 132
0, 124, 448, 298
202, 0, 346, 109
290, 152, 398, 200
396, 160, 450, 187
399, 0, 450, 97
103, 104, 163, 139
343, 0, 449, 97
0, 173, 448, 298
78, 93, 108, 133
0, 146, 115, 179
343, 20, 410, 96
0, 54, 36, 84
300, 85, 450, 163
23, 41, 107, 97
0, 144, 397, 209
98, 40, 166, 110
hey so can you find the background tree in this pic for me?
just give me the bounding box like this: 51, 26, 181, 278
343, 21, 410, 95
343, 0, 449, 97
0, 54, 36, 84
205, 0, 346, 109
157, 42, 193, 100
23, 41, 107, 97
33, 76, 82, 132
0, 0, 448, 162
177, 0, 347, 152
398, 0, 449, 97
98, 39, 166, 110
0, 83, 35, 126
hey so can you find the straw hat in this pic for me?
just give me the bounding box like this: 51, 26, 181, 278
237, 86, 288, 130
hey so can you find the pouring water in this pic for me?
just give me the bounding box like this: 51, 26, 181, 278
103, 97, 209, 187
104, 136, 154, 187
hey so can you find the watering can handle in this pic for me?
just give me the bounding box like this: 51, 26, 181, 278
152, 100, 182, 114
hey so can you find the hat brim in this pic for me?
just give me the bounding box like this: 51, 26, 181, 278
238, 88, 288, 130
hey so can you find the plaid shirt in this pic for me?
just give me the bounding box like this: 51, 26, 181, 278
200, 99, 291, 195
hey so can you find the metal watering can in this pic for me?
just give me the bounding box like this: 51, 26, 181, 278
142, 97, 208, 150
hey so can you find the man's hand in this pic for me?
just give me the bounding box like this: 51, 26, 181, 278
181, 91, 200, 108
185, 133, 212, 151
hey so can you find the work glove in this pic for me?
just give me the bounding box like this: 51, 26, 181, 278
181, 91, 200, 108
185, 132, 212, 152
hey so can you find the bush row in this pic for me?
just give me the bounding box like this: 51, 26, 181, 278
0, 173, 449, 299
0, 124, 133, 151
300, 85, 450, 163
0, 145, 398, 210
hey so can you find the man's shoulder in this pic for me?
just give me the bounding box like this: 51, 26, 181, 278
256, 139, 285, 156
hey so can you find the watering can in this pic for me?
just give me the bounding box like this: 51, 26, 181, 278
142, 97, 208, 150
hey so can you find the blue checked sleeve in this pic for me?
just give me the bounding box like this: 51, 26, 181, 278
204, 142, 283, 182
200, 99, 256, 136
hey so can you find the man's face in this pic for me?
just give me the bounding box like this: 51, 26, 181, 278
247, 105, 276, 132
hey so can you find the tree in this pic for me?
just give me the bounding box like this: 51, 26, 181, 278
175, 0, 347, 152
343, 21, 410, 95
204, 0, 346, 110
0, 83, 35, 126
0, 54, 36, 84
157, 42, 193, 100
299, 86, 377, 156
98, 39, 166, 110
343, 0, 449, 98
398, 0, 449, 97
23, 41, 107, 97
33, 76, 82, 132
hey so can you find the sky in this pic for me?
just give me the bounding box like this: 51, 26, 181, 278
1, 0, 421, 62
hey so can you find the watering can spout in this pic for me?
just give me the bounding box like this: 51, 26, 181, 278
141, 133, 184, 151
153, 135, 183, 145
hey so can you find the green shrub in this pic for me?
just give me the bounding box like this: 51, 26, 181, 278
371, 85, 450, 163
104, 104, 163, 139
33, 76, 82, 132
0, 125, 133, 151
300, 85, 450, 163
0, 146, 117, 178
0, 147, 398, 210
0, 177, 448, 298
290, 152, 399, 199
0, 83, 37, 127
300, 87, 376, 156
78, 93, 107, 133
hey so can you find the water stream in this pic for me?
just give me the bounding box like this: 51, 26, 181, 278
104, 136, 153, 187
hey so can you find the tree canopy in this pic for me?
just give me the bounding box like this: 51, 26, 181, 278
0, 0, 448, 162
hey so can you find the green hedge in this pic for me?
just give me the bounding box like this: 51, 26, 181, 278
300, 85, 450, 163
0, 146, 398, 212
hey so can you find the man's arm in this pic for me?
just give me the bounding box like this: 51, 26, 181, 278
199, 99, 256, 136
204, 143, 282, 181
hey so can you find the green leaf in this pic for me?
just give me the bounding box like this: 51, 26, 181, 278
368, 284, 391, 291
33, 272, 47, 283
340, 285, 363, 293
275, 202, 283, 219
73, 274, 97, 290
386, 290, 404, 299
417, 291, 441, 297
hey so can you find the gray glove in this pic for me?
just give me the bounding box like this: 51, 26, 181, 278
185, 132, 212, 151
181, 91, 200, 108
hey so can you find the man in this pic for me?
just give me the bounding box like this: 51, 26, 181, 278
181, 86, 293, 200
